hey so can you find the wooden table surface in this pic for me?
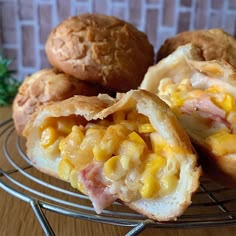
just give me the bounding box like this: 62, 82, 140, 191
1, 105, 236, 236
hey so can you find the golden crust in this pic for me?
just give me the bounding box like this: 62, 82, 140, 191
13, 68, 104, 135
45, 13, 154, 92
157, 28, 236, 67
23, 89, 200, 221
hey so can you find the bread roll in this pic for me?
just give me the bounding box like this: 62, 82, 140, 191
157, 29, 236, 67
45, 13, 154, 92
141, 43, 236, 187
22, 89, 200, 221
13, 68, 104, 135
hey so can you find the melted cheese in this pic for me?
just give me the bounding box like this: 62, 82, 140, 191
40, 109, 181, 201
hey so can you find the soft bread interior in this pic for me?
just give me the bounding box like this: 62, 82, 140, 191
23, 90, 200, 221
141, 44, 236, 186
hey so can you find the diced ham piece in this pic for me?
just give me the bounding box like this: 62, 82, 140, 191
78, 162, 118, 214
181, 94, 226, 121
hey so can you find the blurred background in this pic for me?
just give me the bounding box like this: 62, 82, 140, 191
0, 0, 236, 80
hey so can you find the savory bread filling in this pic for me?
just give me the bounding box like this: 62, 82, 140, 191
39, 109, 180, 202
159, 78, 236, 156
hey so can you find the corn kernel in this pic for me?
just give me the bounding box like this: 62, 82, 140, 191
206, 87, 219, 94
93, 145, 109, 161
118, 140, 145, 161
207, 87, 235, 112
94, 124, 129, 162
221, 94, 234, 112
45, 137, 63, 156
150, 132, 166, 154
70, 169, 87, 194
58, 159, 73, 181
113, 111, 126, 123
159, 175, 178, 196
170, 91, 185, 107
140, 174, 159, 199
110, 124, 130, 137
138, 123, 155, 133
59, 126, 84, 159
120, 155, 131, 170
40, 126, 58, 148
128, 132, 145, 145
60, 126, 97, 168
145, 153, 166, 174
103, 155, 126, 181
206, 130, 236, 156
81, 128, 105, 149
70, 169, 78, 189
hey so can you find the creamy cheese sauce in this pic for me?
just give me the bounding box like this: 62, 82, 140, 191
39, 108, 181, 202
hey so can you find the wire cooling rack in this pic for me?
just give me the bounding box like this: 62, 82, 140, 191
1, 119, 236, 236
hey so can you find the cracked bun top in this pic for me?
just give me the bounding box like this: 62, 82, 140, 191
157, 29, 236, 67
45, 13, 154, 92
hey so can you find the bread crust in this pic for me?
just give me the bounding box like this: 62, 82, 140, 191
45, 13, 154, 92
23, 89, 200, 221
13, 68, 105, 135
157, 29, 236, 67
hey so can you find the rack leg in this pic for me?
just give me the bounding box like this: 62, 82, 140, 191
30, 199, 55, 236
125, 219, 154, 236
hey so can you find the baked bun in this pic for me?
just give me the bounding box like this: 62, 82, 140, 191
141, 43, 236, 187
13, 68, 104, 135
157, 28, 236, 67
45, 13, 154, 92
22, 89, 200, 221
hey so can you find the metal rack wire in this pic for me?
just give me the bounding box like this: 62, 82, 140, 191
1, 119, 236, 236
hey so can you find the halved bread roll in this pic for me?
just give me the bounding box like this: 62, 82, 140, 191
22, 89, 200, 221
13, 68, 106, 135
141, 43, 236, 187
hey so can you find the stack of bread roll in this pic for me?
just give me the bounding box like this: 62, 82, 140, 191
13, 14, 222, 222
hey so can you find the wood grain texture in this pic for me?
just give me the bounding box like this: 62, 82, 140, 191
0, 106, 236, 236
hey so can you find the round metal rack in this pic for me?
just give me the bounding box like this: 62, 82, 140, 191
1, 119, 236, 236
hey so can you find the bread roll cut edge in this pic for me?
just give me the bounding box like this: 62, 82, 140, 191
23, 89, 201, 221
141, 43, 236, 187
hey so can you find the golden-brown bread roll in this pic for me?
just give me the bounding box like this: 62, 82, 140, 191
13, 68, 105, 135
141, 43, 236, 187
157, 28, 236, 67
22, 89, 200, 221
45, 13, 154, 92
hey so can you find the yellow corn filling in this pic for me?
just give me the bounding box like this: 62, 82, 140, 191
205, 130, 236, 156
39, 109, 181, 201
163, 78, 236, 156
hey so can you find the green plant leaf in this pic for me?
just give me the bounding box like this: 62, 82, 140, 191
0, 52, 21, 106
